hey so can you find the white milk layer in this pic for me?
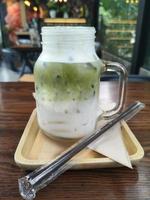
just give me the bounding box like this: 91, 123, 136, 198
36, 98, 98, 139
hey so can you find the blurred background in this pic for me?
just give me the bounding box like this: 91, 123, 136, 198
0, 0, 150, 81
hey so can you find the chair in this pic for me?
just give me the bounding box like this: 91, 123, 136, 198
0, 48, 24, 73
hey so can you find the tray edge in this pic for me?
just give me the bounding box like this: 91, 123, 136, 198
14, 110, 144, 169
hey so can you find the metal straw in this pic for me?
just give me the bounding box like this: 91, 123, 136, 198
18, 101, 145, 200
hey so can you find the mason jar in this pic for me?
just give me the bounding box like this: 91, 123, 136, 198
34, 26, 127, 140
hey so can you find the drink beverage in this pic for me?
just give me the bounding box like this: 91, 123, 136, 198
34, 61, 101, 139
34, 26, 127, 139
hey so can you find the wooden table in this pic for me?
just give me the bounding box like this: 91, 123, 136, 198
0, 82, 150, 200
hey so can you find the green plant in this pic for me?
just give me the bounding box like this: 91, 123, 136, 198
34, 0, 40, 5
99, 6, 111, 25
60, 4, 69, 13
47, 1, 58, 10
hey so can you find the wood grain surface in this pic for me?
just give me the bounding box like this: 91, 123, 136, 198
0, 82, 150, 200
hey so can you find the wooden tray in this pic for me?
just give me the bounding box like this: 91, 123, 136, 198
14, 109, 144, 169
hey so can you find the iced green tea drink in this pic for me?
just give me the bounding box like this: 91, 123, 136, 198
34, 27, 127, 139
34, 61, 101, 139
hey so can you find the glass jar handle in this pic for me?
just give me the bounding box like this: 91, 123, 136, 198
101, 61, 128, 118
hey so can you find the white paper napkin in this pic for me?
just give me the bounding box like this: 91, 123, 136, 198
88, 101, 132, 169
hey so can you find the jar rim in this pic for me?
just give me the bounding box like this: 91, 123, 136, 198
41, 26, 96, 35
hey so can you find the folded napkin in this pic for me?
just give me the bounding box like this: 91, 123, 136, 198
88, 101, 132, 169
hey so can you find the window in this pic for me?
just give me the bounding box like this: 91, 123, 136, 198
98, 0, 139, 66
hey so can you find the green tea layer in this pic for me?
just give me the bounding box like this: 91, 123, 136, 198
34, 61, 102, 101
